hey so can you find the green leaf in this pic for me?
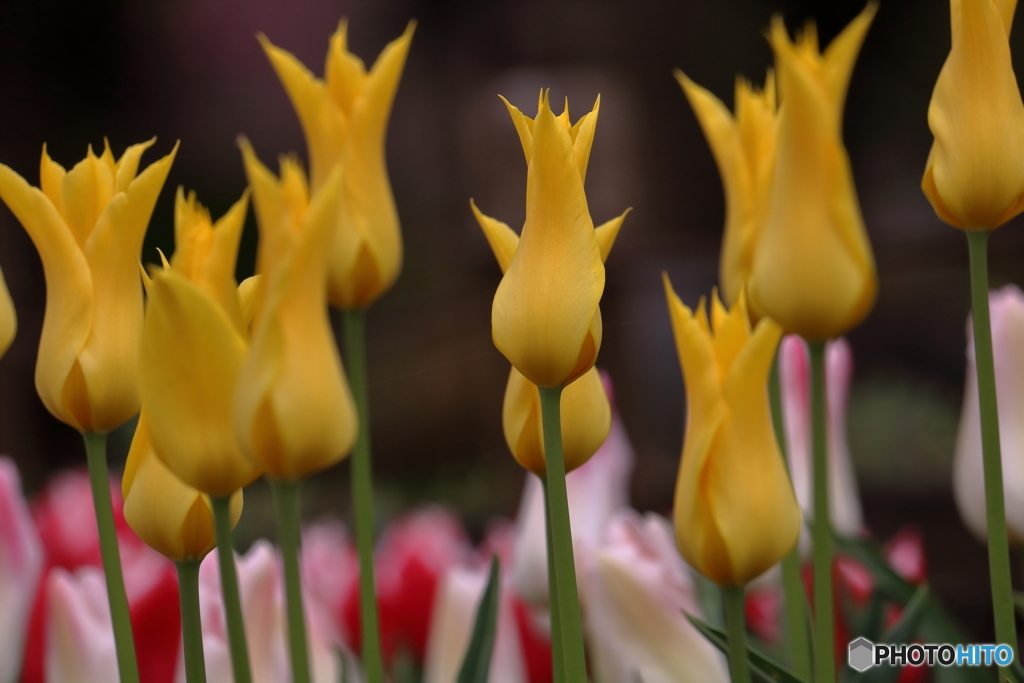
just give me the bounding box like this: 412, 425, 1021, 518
848, 585, 929, 683
685, 612, 810, 683
457, 556, 502, 683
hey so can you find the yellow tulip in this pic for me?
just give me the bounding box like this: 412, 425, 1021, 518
471, 194, 627, 475
487, 92, 629, 389
664, 276, 799, 586
234, 140, 357, 479
122, 411, 242, 561
0, 267, 15, 360
676, 71, 776, 307
922, 0, 1024, 229
746, 6, 877, 342
139, 190, 260, 497
259, 21, 415, 309
0, 140, 177, 432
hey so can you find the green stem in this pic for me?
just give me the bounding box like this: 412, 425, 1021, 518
342, 308, 385, 683
176, 560, 207, 683
271, 479, 312, 683
212, 495, 252, 683
723, 585, 752, 683
538, 387, 586, 683
769, 360, 812, 681
541, 478, 565, 683
966, 230, 1018, 677
82, 432, 140, 683
808, 341, 834, 683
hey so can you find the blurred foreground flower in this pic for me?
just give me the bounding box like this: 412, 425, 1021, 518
0, 140, 176, 432
922, 0, 1024, 230
676, 71, 776, 307
260, 21, 414, 309
780, 335, 863, 542
0, 458, 43, 683
236, 141, 357, 479
664, 279, 798, 586
954, 285, 1024, 542
486, 92, 628, 388
584, 511, 729, 683
746, 6, 877, 341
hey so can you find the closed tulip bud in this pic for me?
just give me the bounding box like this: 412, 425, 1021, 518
746, 6, 877, 342
0, 140, 177, 432
955, 285, 1024, 543
259, 21, 414, 309
122, 411, 243, 561
676, 70, 776, 307
487, 92, 630, 388
0, 458, 43, 683
235, 141, 357, 479
139, 190, 260, 497
923, 0, 1024, 230
583, 510, 729, 683
664, 277, 799, 586
473, 195, 626, 474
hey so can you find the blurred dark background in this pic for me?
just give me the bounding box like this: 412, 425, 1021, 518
1, 0, 1021, 641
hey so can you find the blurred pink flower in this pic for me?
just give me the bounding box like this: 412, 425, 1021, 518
582, 510, 728, 683
954, 285, 1024, 543
45, 568, 118, 683
780, 335, 863, 543
301, 520, 359, 645
0, 458, 43, 683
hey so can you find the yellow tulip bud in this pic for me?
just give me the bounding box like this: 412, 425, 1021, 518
235, 141, 357, 480
664, 276, 799, 586
746, 6, 878, 342
122, 411, 242, 561
502, 366, 611, 476
922, 0, 1024, 230
472, 189, 626, 475
139, 190, 260, 498
487, 92, 628, 389
0, 140, 177, 432
259, 21, 414, 309
676, 71, 776, 307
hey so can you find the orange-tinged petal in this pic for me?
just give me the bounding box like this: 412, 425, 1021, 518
492, 93, 604, 388
0, 161, 93, 430
502, 365, 611, 476
140, 269, 257, 497
123, 412, 243, 561
924, 0, 1024, 229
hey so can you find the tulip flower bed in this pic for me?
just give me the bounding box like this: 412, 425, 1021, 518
1, 1, 1024, 683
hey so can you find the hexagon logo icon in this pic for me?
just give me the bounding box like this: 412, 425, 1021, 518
848, 637, 874, 672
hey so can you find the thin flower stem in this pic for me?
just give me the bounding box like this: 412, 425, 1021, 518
212, 495, 253, 683
808, 341, 834, 683
342, 308, 385, 683
966, 230, 1018, 678
176, 559, 207, 683
722, 585, 752, 683
271, 479, 312, 683
538, 386, 587, 683
769, 360, 812, 681
541, 478, 565, 683
82, 432, 140, 683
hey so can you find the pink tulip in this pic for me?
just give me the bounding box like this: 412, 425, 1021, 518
954, 285, 1024, 543
779, 335, 863, 540
582, 510, 728, 683
185, 540, 341, 683
0, 458, 43, 683
511, 373, 634, 610
301, 520, 359, 645
423, 561, 528, 683
45, 568, 118, 683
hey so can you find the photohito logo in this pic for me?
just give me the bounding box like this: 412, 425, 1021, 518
847, 638, 1014, 671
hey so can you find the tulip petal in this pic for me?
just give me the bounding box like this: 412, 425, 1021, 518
114, 138, 157, 194
572, 96, 601, 183
926, 0, 1024, 229
325, 20, 367, 117
40, 145, 66, 212
492, 94, 604, 387
471, 199, 519, 274
595, 208, 630, 263
140, 270, 257, 497
60, 146, 114, 247
0, 266, 16, 359
499, 95, 535, 164
0, 162, 93, 429
821, 3, 878, 121
77, 142, 177, 432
